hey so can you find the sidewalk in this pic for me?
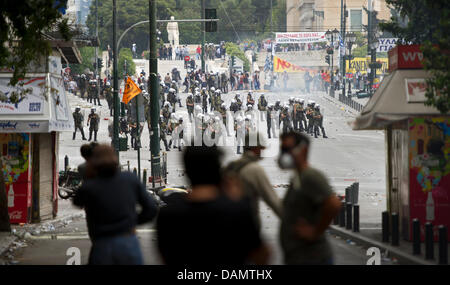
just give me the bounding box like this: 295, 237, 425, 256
329, 225, 448, 265
0, 199, 84, 264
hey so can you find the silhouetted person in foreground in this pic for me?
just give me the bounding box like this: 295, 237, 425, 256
278, 131, 341, 265
156, 146, 270, 265
73, 144, 158, 265
77, 142, 99, 181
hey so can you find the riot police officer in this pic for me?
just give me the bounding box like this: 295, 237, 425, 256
104, 81, 113, 116
159, 115, 170, 151
258, 93, 268, 122
313, 104, 328, 138
87, 108, 100, 142
186, 93, 194, 122
72, 107, 87, 140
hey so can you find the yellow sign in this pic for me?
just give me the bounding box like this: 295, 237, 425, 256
345, 57, 389, 75
122, 77, 141, 104
273, 56, 315, 73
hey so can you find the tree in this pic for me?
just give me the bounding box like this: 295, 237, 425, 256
0, 0, 71, 86
225, 42, 250, 72
69, 47, 96, 75
381, 0, 449, 114
118, 48, 136, 77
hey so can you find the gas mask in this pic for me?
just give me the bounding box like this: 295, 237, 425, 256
277, 143, 305, 170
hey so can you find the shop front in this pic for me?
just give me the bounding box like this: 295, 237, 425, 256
352, 45, 450, 241
0, 55, 74, 224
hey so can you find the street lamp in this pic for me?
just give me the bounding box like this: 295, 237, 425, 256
368, 40, 379, 95
346, 32, 356, 97
325, 29, 339, 97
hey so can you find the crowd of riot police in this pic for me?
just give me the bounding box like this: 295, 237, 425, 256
72, 67, 327, 153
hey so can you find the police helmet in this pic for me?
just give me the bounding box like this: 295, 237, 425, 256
210, 87, 215, 91
106, 81, 111, 86
169, 88, 176, 93
187, 93, 193, 98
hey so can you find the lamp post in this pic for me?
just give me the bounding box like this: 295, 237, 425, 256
345, 32, 356, 97
368, 40, 379, 96
325, 29, 339, 98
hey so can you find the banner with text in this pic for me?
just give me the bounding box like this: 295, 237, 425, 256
275, 32, 327, 44
345, 57, 389, 75
273, 56, 315, 73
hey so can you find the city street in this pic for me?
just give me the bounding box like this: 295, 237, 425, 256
2, 66, 389, 264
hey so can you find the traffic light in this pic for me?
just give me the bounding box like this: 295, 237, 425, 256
97, 58, 103, 69
325, 55, 330, 65
205, 8, 217, 32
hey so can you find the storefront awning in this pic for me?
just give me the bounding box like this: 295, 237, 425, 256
0, 73, 74, 133
352, 69, 442, 130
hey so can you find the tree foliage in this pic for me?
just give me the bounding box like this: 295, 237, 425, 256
69, 47, 95, 75
0, 0, 71, 86
225, 42, 250, 72
118, 48, 136, 77
381, 0, 449, 114
86, 0, 286, 55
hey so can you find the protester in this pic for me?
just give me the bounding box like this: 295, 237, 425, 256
225, 132, 282, 231
278, 131, 341, 265
156, 145, 270, 265
77, 142, 99, 181
73, 145, 158, 265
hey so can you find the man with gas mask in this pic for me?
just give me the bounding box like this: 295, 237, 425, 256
278, 131, 341, 265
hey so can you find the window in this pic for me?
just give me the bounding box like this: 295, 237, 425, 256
350, 10, 362, 31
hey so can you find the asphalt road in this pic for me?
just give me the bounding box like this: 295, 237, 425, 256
6, 78, 390, 265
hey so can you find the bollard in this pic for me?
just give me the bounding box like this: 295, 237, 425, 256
346, 203, 352, 230
353, 205, 359, 232
412, 218, 421, 255
425, 222, 434, 260
352, 182, 359, 204
345, 187, 351, 204
64, 155, 69, 172
382, 211, 389, 242
127, 161, 130, 172
438, 225, 448, 265
391, 213, 399, 246
133, 167, 137, 176
333, 215, 339, 225
143, 169, 147, 187
339, 201, 346, 227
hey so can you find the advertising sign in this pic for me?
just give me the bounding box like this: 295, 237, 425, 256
0, 77, 46, 115
408, 117, 450, 241
275, 32, 327, 44
376, 38, 398, 53
1, 133, 32, 224
50, 76, 69, 121
388, 45, 424, 71
405, 78, 428, 103
345, 57, 389, 75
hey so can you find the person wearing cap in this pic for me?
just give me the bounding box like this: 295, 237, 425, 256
87, 108, 100, 142
73, 107, 87, 141
225, 132, 283, 231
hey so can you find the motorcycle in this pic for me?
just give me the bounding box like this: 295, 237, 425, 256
58, 170, 82, 199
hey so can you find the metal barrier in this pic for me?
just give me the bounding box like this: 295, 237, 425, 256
337, 92, 363, 112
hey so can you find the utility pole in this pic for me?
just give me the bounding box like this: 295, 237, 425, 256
95, 0, 100, 102
149, 0, 161, 180
112, 0, 119, 157
201, 0, 206, 72
342, 0, 347, 98
367, 0, 375, 95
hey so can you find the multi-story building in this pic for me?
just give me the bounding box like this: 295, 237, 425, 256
286, 0, 391, 32
66, 0, 93, 27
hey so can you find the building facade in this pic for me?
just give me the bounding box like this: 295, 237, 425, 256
287, 0, 391, 32
66, 0, 93, 26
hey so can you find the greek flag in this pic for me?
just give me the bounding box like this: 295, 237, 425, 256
338, 35, 344, 47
